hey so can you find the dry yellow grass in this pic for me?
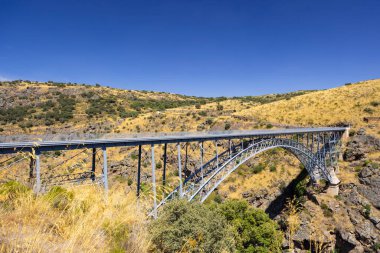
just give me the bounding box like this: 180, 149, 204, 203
1, 78, 379, 252
0, 183, 150, 253
237, 79, 380, 130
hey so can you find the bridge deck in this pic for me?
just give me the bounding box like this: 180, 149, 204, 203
0, 127, 347, 154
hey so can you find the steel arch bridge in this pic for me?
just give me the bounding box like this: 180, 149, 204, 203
0, 127, 348, 218
158, 137, 340, 207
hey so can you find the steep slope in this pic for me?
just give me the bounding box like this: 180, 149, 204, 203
1, 78, 380, 252
0, 80, 315, 137
236, 79, 380, 136
0, 80, 215, 135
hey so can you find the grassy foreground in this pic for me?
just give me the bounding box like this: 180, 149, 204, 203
0, 180, 284, 253
0, 182, 150, 253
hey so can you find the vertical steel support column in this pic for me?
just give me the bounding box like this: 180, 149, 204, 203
35, 150, 41, 193
229, 139, 232, 159
307, 133, 309, 149
177, 143, 183, 197
200, 142, 204, 181
317, 133, 320, 149
151, 144, 157, 219
312, 133, 314, 153
215, 141, 219, 169
329, 133, 334, 167
29, 155, 35, 180
322, 133, 326, 166
163, 143, 167, 185
184, 143, 188, 172
91, 148, 96, 181
137, 145, 142, 197
102, 146, 108, 193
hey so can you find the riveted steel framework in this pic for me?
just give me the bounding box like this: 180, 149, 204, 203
0, 127, 346, 217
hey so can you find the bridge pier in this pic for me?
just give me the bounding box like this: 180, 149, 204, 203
200, 142, 204, 182
326, 167, 340, 196
343, 127, 350, 139
151, 144, 157, 219
102, 146, 108, 195
29, 155, 35, 182
137, 145, 142, 197
34, 150, 41, 194
163, 143, 167, 186
91, 148, 96, 181
326, 183, 340, 196
177, 143, 183, 197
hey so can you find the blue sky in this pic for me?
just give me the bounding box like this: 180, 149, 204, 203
0, 0, 379, 96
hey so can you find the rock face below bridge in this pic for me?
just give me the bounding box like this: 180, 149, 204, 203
289, 131, 380, 252
237, 130, 380, 252
357, 164, 380, 209
343, 128, 380, 162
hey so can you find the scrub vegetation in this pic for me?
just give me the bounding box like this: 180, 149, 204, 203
0, 78, 380, 252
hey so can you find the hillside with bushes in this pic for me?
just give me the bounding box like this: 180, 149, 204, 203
0, 80, 316, 136
0, 78, 380, 252
237, 79, 380, 136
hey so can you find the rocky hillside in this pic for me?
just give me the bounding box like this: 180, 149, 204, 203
0, 80, 315, 136
0, 78, 379, 252
0, 80, 216, 135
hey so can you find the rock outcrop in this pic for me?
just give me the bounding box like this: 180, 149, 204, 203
357, 163, 380, 209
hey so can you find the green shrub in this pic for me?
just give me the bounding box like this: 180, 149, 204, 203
215, 200, 283, 252
252, 163, 266, 174
320, 202, 333, 218
45, 186, 74, 211
205, 118, 213, 125
198, 111, 207, 117
363, 204, 371, 218
0, 181, 31, 203
0, 106, 32, 124
149, 200, 235, 253
295, 177, 308, 198
371, 162, 379, 170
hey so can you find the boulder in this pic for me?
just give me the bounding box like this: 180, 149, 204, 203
335, 228, 361, 252
343, 140, 366, 161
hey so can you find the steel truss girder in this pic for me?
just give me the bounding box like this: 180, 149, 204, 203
153, 136, 341, 213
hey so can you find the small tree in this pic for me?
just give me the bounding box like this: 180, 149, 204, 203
215, 200, 283, 253
149, 200, 235, 252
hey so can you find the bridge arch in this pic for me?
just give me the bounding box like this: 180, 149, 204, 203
158, 137, 340, 208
